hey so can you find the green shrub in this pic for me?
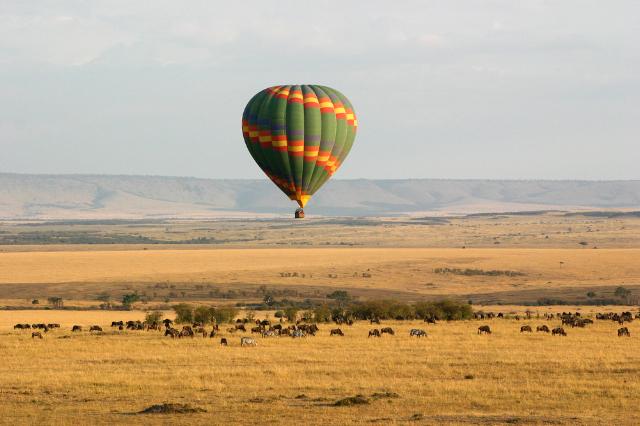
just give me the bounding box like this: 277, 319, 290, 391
173, 303, 193, 323
145, 311, 163, 324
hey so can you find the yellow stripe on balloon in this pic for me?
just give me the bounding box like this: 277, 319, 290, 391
259, 135, 272, 142
288, 146, 304, 152
272, 140, 287, 147
304, 151, 319, 156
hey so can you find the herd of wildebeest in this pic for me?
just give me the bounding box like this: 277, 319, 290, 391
11, 309, 638, 344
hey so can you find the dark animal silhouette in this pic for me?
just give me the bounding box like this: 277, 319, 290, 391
478, 325, 491, 335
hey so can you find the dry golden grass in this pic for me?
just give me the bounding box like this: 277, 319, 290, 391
1, 311, 639, 425
1, 247, 639, 306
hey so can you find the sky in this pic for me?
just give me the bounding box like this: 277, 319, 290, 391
0, 1, 638, 180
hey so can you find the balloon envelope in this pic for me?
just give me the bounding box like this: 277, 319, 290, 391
242, 85, 357, 208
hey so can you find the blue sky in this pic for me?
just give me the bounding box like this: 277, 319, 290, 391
1, 1, 638, 179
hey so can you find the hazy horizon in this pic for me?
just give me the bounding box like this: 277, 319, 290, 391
1, 1, 639, 181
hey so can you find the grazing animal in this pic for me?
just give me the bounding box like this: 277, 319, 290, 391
291, 329, 306, 338
235, 324, 247, 332
520, 325, 532, 333
209, 329, 217, 338
165, 328, 179, 338
227, 327, 237, 334
424, 317, 437, 324
241, 337, 257, 347
370, 318, 381, 325
32, 332, 43, 339
536, 325, 550, 333
552, 327, 567, 336
368, 329, 381, 338
89, 325, 102, 332
47, 323, 60, 329
251, 327, 262, 334
261, 330, 276, 338
72, 325, 82, 332
410, 329, 427, 337
220, 338, 228, 346
478, 325, 491, 335
380, 327, 395, 335
118, 325, 124, 331
618, 327, 631, 337
111, 321, 123, 327
330, 328, 344, 336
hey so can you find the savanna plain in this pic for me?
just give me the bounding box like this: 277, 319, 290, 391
1, 212, 639, 425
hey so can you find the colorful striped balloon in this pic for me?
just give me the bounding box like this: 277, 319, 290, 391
242, 85, 357, 210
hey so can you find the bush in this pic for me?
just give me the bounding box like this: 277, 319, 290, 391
193, 306, 215, 324
145, 311, 163, 324
312, 305, 332, 322
327, 290, 351, 301
173, 303, 193, 323
122, 292, 141, 309
212, 307, 238, 324
284, 307, 299, 322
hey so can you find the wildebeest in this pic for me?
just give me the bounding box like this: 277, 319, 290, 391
14, 323, 31, 329
478, 325, 491, 335
370, 318, 381, 325
235, 324, 247, 332
220, 338, 228, 346
241, 337, 257, 347
179, 326, 195, 338
424, 317, 437, 324
165, 328, 179, 338
89, 325, 103, 333
209, 329, 217, 338
330, 328, 344, 336
72, 325, 82, 332
251, 326, 262, 334
410, 329, 427, 337
618, 327, 631, 337
163, 319, 173, 327
368, 329, 381, 338
552, 327, 566, 336
47, 323, 60, 329
380, 327, 395, 335
111, 321, 123, 327
536, 325, 550, 333
32, 332, 43, 339
520, 325, 532, 333
261, 330, 276, 338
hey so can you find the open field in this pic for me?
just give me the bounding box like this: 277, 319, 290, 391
1, 212, 639, 424
0, 247, 639, 306
1, 211, 640, 249
1, 311, 639, 425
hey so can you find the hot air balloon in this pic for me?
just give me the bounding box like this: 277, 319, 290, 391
242, 85, 357, 218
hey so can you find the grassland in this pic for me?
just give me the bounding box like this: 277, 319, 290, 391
1, 312, 639, 425
1, 212, 639, 424
0, 247, 638, 307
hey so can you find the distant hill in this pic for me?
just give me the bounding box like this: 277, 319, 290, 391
0, 173, 639, 219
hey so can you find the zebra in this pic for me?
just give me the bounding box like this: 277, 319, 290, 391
241, 337, 257, 346
291, 329, 306, 338
410, 329, 427, 337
